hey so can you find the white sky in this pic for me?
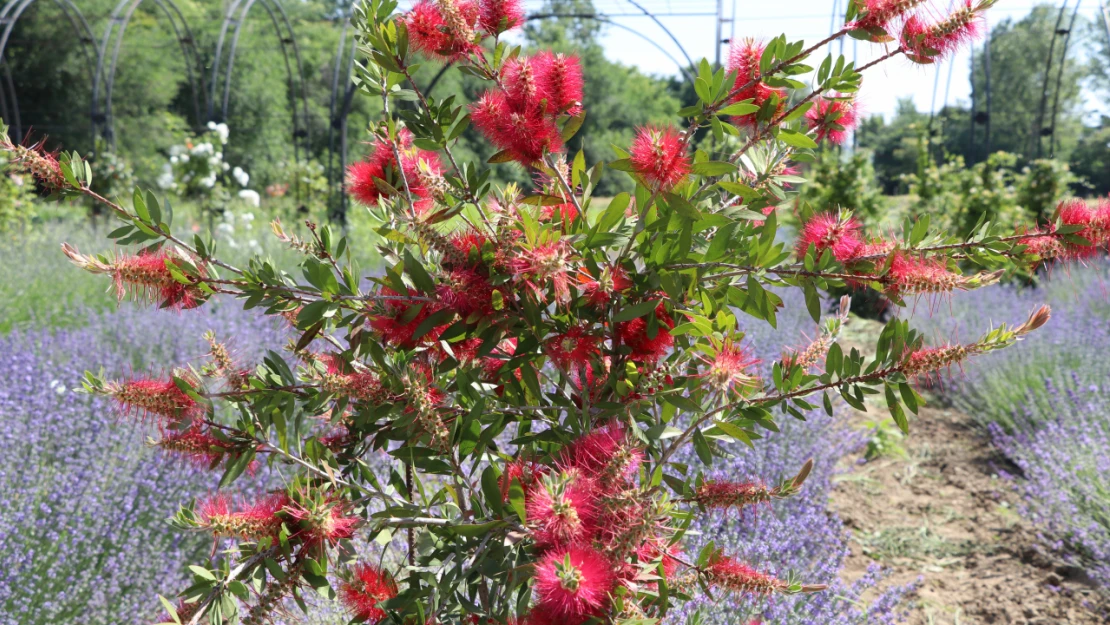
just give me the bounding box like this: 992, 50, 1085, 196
512, 0, 1108, 119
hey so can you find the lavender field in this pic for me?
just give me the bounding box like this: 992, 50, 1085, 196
2, 224, 1109, 624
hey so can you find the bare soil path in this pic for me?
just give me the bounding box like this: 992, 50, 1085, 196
827, 317, 1108, 624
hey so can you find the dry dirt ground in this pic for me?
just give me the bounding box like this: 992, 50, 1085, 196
827, 318, 1109, 624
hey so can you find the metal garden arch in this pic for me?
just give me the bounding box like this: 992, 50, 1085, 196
209, 0, 311, 160
0, 0, 98, 142
92, 0, 207, 149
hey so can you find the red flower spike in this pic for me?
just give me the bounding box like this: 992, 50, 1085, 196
111, 250, 206, 310
886, 252, 961, 295
481, 338, 520, 383
499, 456, 546, 502
286, 500, 359, 547
534, 52, 585, 116
698, 340, 761, 398
341, 564, 399, 624
526, 472, 600, 550
805, 96, 859, 146
704, 553, 789, 595
796, 213, 864, 262
367, 287, 446, 349
437, 268, 498, 318
577, 266, 632, 307
347, 130, 443, 214
1017, 227, 1064, 262
546, 326, 602, 377
851, 0, 927, 37
533, 546, 616, 622
693, 480, 774, 510
619, 301, 675, 363
901, 1, 983, 64
559, 423, 643, 484
111, 376, 203, 424
478, 0, 524, 34
1057, 198, 1110, 258
155, 423, 233, 468
196, 493, 288, 540
629, 125, 691, 191
509, 240, 575, 303
726, 39, 786, 128
406, 0, 481, 61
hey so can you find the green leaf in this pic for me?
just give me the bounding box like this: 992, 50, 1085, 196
487, 150, 515, 164
803, 282, 821, 323
596, 192, 630, 232
690, 161, 739, 177
608, 158, 635, 172
481, 466, 504, 517
885, 384, 909, 434
825, 342, 843, 376
717, 101, 759, 116
403, 249, 437, 294
778, 128, 819, 149
561, 111, 587, 142
189, 565, 216, 581
614, 299, 661, 322
713, 419, 754, 448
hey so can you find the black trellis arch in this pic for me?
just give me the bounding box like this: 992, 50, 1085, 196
0, 0, 98, 142
209, 0, 311, 160
325, 9, 359, 223
92, 0, 207, 149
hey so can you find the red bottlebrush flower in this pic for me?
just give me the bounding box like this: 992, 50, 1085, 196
629, 125, 691, 191
693, 480, 774, 510
509, 240, 575, 303
1057, 198, 1109, 258
481, 338, 519, 382
527, 472, 600, 550
367, 287, 445, 348
1018, 227, 1065, 262
559, 423, 643, 484
406, 0, 481, 61
851, 0, 926, 38
196, 493, 287, 540
155, 423, 233, 468
438, 268, 498, 319
545, 326, 602, 376
499, 456, 546, 502
534, 52, 585, 116
886, 252, 961, 296
704, 553, 788, 595
577, 266, 632, 307
478, 0, 524, 34
533, 546, 616, 622
470, 90, 564, 165
635, 537, 681, 580
698, 340, 761, 398
806, 96, 859, 145
108, 249, 207, 310
286, 499, 359, 547
341, 564, 398, 623
901, 1, 983, 64
796, 213, 864, 262
901, 344, 972, 379
347, 131, 443, 214
111, 376, 203, 424
443, 229, 491, 270
619, 301, 675, 363
726, 39, 785, 128
541, 201, 579, 224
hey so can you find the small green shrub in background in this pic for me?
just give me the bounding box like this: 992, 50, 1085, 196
1067, 117, 1110, 196
798, 149, 887, 225
0, 152, 36, 232
1017, 158, 1081, 223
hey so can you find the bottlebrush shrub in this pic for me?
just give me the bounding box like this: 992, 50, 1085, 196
0, 0, 1080, 622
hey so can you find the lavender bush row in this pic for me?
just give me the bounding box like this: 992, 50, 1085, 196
908, 264, 1110, 593
0, 303, 283, 625
675, 293, 914, 625
908, 263, 1110, 429
990, 381, 1110, 591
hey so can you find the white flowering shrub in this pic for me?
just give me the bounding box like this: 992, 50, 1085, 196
157, 122, 256, 220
